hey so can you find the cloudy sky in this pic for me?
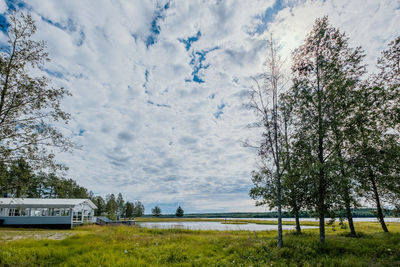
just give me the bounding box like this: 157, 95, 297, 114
1, 0, 399, 213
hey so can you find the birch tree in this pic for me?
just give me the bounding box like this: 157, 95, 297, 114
248, 34, 288, 247
289, 16, 366, 242
349, 37, 400, 232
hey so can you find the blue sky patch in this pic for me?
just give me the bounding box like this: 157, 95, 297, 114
145, 1, 170, 48
179, 30, 201, 51
147, 100, 171, 108
44, 68, 64, 79
5, 0, 26, 11
214, 103, 225, 119
255, 0, 286, 34
0, 0, 28, 33
41, 16, 77, 32
188, 47, 219, 83
143, 69, 152, 95
77, 30, 85, 46
35, 121, 50, 134
0, 14, 8, 33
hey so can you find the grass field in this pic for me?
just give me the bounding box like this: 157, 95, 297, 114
0, 220, 399, 266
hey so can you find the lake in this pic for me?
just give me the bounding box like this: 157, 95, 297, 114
137, 221, 318, 231
137, 217, 400, 231
207, 217, 400, 222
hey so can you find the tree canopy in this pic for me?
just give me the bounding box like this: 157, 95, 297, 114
0, 12, 72, 171
176, 206, 184, 217
248, 16, 400, 244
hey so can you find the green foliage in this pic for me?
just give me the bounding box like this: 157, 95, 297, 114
175, 206, 184, 217
250, 168, 276, 207
248, 34, 289, 247
344, 36, 400, 231
152, 206, 162, 217
6, 158, 34, 197
0, 158, 89, 198
133, 201, 145, 217
125, 201, 134, 218
92, 196, 106, 216
0, 161, 8, 196
116, 193, 125, 217
105, 194, 118, 220
287, 16, 367, 241
125, 201, 144, 218
248, 17, 400, 243
0, 12, 72, 171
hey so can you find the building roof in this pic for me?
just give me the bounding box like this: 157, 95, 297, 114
0, 198, 97, 209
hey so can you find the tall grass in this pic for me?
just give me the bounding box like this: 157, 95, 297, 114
0, 222, 399, 266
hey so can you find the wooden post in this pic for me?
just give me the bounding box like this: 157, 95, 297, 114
70, 208, 73, 228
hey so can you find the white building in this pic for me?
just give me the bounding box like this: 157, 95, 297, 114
0, 198, 97, 228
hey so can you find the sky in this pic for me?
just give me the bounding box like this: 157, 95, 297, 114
0, 0, 399, 214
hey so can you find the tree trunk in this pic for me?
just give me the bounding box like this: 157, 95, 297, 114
272, 64, 283, 248
294, 207, 301, 234
344, 190, 356, 236
318, 172, 325, 243
369, 168, 389, 232
277, 172, 283, 248
316, 56, 325, 243
318, 131, 326, 243
338, 150, 356, 236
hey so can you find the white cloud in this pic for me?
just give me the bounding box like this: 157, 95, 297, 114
0, 0, 7, 13
2, 0, 399, 213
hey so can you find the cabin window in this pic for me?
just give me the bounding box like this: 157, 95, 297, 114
61, 209, 70, 216
73, 212, 82, 222
19, 209, 28, 216
41, 208, 48, 216
8, 209, 15, 216
31, 208, 38, 216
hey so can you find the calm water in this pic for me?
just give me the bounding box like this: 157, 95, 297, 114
137, 221, 318, 231
203, 217, 400, 222
137, 217, 399, 231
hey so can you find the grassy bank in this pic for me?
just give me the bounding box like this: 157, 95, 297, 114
0, 222, 399, 266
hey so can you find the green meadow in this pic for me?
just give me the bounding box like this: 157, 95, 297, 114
1, 220, 400, 266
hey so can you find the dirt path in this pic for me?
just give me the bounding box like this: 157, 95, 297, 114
0, 230, 75, 242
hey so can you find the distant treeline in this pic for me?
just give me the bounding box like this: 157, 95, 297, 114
142, 208, 398, 218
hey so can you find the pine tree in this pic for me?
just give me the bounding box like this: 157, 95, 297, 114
105, 194, 118, 220
116, 193, 125, 218
175, 206, 184, 217
125, 201, 134, 218
93, 196, 106, 216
